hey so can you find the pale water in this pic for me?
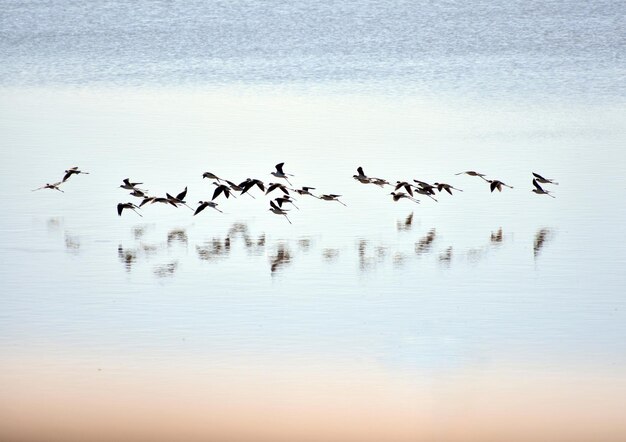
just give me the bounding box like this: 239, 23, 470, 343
1, 1, 625, 441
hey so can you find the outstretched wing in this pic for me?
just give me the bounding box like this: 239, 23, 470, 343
212, 186, 224, 200
532, 172, 546, 181
270, 200, 280, 210
117, 203, 124, 216
490, 181, 498, 192
275, 162, 285, 174
532, 179, 543, 191
176, 186, 187, 201
357, 166, 365, 176
194, 203, 207, 216
266, 183, 278, 194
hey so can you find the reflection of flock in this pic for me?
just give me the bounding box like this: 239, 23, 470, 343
107, 219, 556, 277
41, 217, 555, 276
33, 164, 559, 225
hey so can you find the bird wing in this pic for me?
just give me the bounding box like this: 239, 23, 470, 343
490, 181, 498, 192
532, 179, 543, 191
212, 186, 223, 200
194, 203, 207, 216
532, 172, 546, 180
117, 203, 124, 216
255, 180, 265, 191
62, 171, 73, 182
270, 200, 280, 210
357, 166, 364, 176
176, 187, 187, 201
275, 162, 284, 173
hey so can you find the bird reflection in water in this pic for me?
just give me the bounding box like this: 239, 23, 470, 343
227, 222, 266, 255
64, 232, 80, 254
111, 220, 551, 276
153, 261, 178, 278
439, 246, 453, 264
298, 238, 313, 253
47, 217, 63, 232
322, 248, 340, 262
270, 243, 292, 274
467, 247, 486, 264
117, 244, 137, 271
415, 229, 436, 255
393, 252, 407, 267
534, 228, 553, 258
357, 239, 388, 271
167, 228, 188, 247
196, 238, 229, 261
132, 224, 151, 240
396, 212, 414, 232
490, 227, 503, 244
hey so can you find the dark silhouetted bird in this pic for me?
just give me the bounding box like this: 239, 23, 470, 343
532, 172, 558, 185
32, 182, 64, 192
532, 179, 555, 198
271, 162, 293, 185
194, 201, 223, 215
117, 202, 142, 217
488, 179, 514, 192
269, 200, 292, 224
63, 167, 90, 182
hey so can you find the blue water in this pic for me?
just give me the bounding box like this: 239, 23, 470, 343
1, 0, 624, 100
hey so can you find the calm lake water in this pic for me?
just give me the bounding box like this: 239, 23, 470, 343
1, 1, 625, 441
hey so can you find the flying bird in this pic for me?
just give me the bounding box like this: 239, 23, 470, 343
271, 162, 293, 185
532, 179, 555, 198
274, 195, 299, 210
194, 201, 223, 215
265, 182, 290, 195
532, 172, 559, 185
117, 202, 142, 217
166, 187, 193, 209
369, 177, 390, 187
212, 183, 236, 200
269, 200, 292, 224
456, 171, 489, 181
395, 181, 414, 196
353, 166, 370, 183
239, 178, 265, 196
390, 191, 420, 203
317, 194, 347, 206
294, 186, 316, 196
433, 182, 463, 195
32, 182, 64, 192
202, 172, 222, 182
488, 179, 514, 192
120, 178, 146, 191
62, 167, 90, 182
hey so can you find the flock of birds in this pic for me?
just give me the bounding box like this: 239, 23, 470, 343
32, 163, 559, 223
